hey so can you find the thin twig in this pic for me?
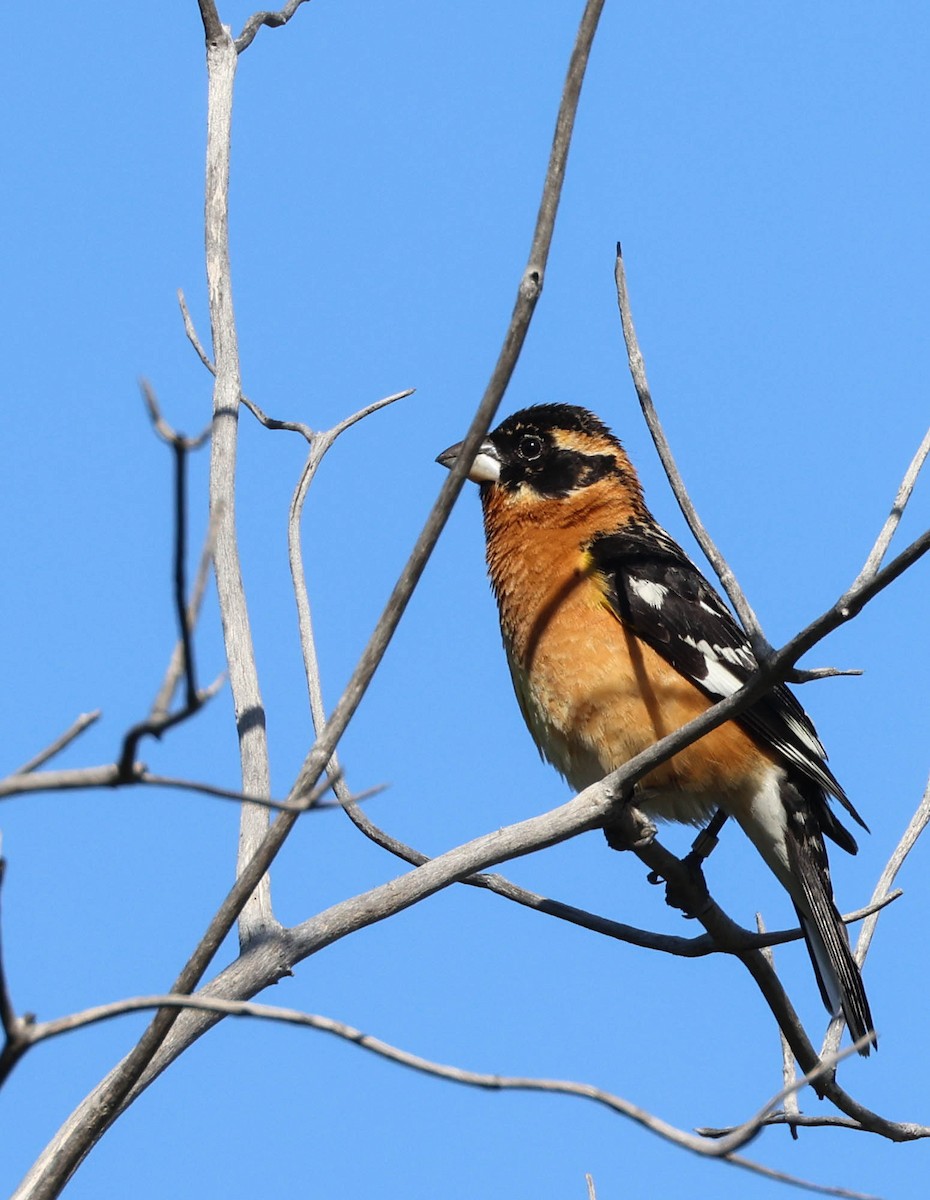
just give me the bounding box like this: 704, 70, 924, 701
235, 1, 313, 53
140, 379, 211, 450
150, 526, 217, 721
284, 390, 414, 811
117, 675, 225, 779
0, 762, 337, 813
12, 712, 101, 775
852, 424, 930, 588
178, 289, 216, 374
614, 244, 771, 655
756, 912, 800, 1137
140, 383, 210, 710
820, 773, 930, 1061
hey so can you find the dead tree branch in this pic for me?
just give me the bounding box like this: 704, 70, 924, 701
12, 712, 101, 775
235, 1, 313, 53
10, 992, 878, 1199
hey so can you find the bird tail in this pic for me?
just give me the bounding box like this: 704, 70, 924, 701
786, 825, 876, 1056
737, 775, 876, 1056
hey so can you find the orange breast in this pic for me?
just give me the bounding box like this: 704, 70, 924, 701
483, 493, 771, 823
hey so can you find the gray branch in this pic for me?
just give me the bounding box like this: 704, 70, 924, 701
201, 20, 275, 946
12, 993, 880, 1199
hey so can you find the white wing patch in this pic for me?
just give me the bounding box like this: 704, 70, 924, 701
682, 636, 746, 698
628, 577, 669, 609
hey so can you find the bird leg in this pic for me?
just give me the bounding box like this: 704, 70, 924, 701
683, 808, 729, 869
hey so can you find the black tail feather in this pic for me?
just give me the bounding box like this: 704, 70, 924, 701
786, 817, 876, 1055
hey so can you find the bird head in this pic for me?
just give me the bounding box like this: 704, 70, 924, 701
436, 404, 645, 515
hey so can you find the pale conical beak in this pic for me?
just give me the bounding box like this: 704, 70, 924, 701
435, 438, 502, 484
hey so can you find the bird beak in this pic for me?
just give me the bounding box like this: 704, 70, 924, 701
435, 437, 502, 484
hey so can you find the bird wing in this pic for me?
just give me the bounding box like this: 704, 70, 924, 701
588, 522, 867, 841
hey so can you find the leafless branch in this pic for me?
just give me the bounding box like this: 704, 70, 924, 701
756, 912, 800, 1136
140, 382, 211, 711
197, 0, 225, 45
820, 773, 930, 1061
614, 245, 902, 686
614, 244, 771, 655
15, 992, 878, 1198
197, 0, 225, 46
235, 1, 312, 53
20, 721, 925, 1199
117, 674, 225, 779
12, 712, 101, 775
852, 424, 930, 588
140, 379, 211, 451
282, 0, 605, 816
282, 389, 414, 812
149, 527, 217, 721
340, 792, 899, 957
199, 17, 275, 949
699, 1113, 866, 1137
28, 519, 926, 1178
0, 761, 338, 812
178, 289, 216, 374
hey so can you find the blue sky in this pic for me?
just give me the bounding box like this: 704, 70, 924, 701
2, 2, 929, 1197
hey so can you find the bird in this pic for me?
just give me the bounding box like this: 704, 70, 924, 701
437, 402, 875, 1053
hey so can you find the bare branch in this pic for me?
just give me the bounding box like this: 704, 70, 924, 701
178, 289, 216, 374
235, 2, 313, 53
12, 712, 101, 775
283, 0, 606, 819
199, 19, 275, 948
614, 244, 771, 656
21, 993, 878, 1198
284, 389, 415, 815
756, 912, 800, 1137
820, 773, 930, 1061
140, 381, 212, 714
150, 525, 216, 721
140, 379, 211, 450
117, 674, 225, 779
0, 760, 338, 812
196, 0, 225, 45
852, 423, 930, 588
340, 792, 899, 957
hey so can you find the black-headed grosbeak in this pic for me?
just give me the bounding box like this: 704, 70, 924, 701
438, 403, 875, 1053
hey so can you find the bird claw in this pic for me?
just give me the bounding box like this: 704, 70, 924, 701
602, 793, 657, 851
662, 854, 710, 919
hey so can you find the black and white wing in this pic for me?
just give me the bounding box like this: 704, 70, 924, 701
589, 521, 867, 846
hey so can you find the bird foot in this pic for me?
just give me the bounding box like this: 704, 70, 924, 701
648, 854, 710, 920
603, 793, 657, 851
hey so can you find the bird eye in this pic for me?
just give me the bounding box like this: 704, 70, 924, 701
518, 434, 543, 461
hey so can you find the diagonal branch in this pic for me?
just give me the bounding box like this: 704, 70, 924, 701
339, 792, 898, 958
12, 712, 101, 775
852, 424, 930, 588
614, 244, 771, 655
